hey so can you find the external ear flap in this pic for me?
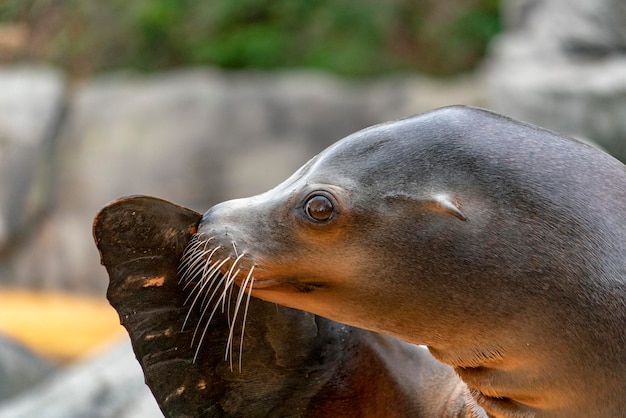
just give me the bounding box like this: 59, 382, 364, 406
431, 194, 467, 221
383, 193, 467, 221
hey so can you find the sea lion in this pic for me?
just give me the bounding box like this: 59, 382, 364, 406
181, 105, 626, 417
93, 196, 469, 417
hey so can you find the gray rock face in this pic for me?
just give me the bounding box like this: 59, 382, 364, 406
0, 333, 54, 401
500, 0, 626, 55
487, 0, 626, 162
0, 338, 163, 418
0, 67, 65, 251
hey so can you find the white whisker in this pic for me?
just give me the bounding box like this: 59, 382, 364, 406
192, 275, 237, 363
186, 257, 231, 334
177, 237, 206, 277
225, 269, 241, 325
222, 253, 244, 312
238, 269, 255, 372
225, 269, 249, 368
178, 235, 200, 266
180, 237, 255, 371
181, 245, 221, 292
178, 242, 211, 284
182, 248, 224, 309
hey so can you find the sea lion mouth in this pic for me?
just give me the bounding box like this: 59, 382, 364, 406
253, 278, 328, 292
468, 388, 534, 418
179, 233, 327, 292
248, 272, 328, 291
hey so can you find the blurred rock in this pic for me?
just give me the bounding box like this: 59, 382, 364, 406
0, 338, 163, 418
0, 333, 54, 401
487, 0, 626, 162
499, 0, 626, 54
0, 67, 65, 251
1, 68, 483, 294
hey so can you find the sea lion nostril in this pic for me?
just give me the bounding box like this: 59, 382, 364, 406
200, 200, 233, 222
200, 208, 214, 223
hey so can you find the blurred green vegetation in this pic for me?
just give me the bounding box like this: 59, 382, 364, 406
0, 0, 499, 77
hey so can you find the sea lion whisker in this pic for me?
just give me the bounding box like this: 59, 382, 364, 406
178, 251, 204, 283
179, 236, 215, 273
192, 272, 240, 363
225, 282, 242, 368
225, 269, 241, 327
238, 270, 255, 372
179, 252, 209, 289
182, 259, 225, 322
178, 246, 211, 285
183, 270, 221, 329
178, 234, 200, 264
226, 267, 253, 370
185, 257, 231, 333
180, 254, 212, 293
194, 256, 231, 314
221, 253, 245, 313
182, 257, 218, 305
181, 233, 203, 256
199, 256, 230, 297
224, 253, 244, 284
191, 291, 227, 354
177, 236, 206, 276
189, 246, 224, 295
180, 245, 222, 289
183, 268, 206, 298
183, 269, 221, 331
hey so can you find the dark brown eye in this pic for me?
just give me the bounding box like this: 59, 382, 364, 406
305, 195, 334, 222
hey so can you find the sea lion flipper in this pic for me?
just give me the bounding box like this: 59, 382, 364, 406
93, 195, 200, 270
93, 196, 220, 417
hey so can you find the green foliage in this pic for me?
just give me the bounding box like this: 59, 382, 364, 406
0, 2, 21, 21
4, 0, 500, 77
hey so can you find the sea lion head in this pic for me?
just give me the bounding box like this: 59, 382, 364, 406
182, 105, 624, 349
180, 106, 517, 345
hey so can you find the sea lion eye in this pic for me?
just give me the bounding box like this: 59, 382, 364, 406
305, 195, 334, 222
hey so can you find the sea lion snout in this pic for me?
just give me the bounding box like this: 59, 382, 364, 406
189, 199, 256, 280
200, 196, 255, 229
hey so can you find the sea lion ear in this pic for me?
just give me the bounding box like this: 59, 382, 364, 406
430, 194, 467, 221
384, 193, 468, 222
